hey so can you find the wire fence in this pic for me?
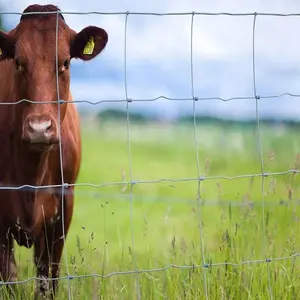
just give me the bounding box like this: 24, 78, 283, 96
0, 8, 300, 299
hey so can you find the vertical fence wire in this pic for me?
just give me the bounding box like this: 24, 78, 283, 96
252, 13, 273, 300
190, 12, 209, 299
55, 12, 72, 300
124, 12, 142, 300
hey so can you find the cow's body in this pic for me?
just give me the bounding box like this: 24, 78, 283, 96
0, 4, 108, 298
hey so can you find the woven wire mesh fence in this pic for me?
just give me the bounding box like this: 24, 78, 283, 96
1, 9, 300, 299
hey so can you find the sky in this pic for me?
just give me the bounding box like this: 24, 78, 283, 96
1, 0, 300, 121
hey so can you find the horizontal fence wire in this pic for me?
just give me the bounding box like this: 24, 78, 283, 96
1, 252, 300, 286
0, 9, 299, 298
2, 11, 300, 16
0, 169, 298, 191
0, 93, 299, 105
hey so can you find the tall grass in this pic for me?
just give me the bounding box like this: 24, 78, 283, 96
3, 121, 300, 299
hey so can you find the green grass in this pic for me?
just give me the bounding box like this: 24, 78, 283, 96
4, 120, 300, 299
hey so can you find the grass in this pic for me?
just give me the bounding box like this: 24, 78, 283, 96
3, 120, 300, 299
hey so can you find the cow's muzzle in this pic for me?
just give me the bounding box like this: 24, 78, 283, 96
22, 114, 59, 150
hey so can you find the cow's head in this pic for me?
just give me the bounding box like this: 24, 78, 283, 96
0, 4, 108, 151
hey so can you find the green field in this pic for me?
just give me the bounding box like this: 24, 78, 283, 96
4, 120, 300, 299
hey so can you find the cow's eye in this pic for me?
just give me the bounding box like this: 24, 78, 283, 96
63, 60, 70, 69
58, 59, 70, 76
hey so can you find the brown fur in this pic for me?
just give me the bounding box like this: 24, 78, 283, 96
0, 4, 108, 298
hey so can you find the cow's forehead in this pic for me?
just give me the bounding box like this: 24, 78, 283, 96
15, 19, 70, 59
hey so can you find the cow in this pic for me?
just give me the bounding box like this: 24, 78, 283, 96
0, 4, 108, 298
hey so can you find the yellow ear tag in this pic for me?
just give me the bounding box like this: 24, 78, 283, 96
83, 37, 95, 55
0, 48, 2, 56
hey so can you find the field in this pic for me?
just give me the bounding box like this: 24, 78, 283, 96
3, 119, 300, 299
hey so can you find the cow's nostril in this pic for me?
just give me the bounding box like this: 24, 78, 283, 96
45, 121, 52, 131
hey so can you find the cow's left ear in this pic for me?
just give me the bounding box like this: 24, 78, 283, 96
0, 30, 15, 61
70, 26, 108, 61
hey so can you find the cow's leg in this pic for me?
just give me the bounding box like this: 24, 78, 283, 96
33, 232, 51, 299
48, 191, 74, 298
34, 191, 74, 299
0, 227, 18, 297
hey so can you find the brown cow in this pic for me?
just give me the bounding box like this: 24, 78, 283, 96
0, 4, 108, 298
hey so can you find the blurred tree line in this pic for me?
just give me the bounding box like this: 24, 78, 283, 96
95, 108, 300, 130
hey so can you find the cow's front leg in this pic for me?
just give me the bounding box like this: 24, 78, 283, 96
48, 191, 74, 298
34, 231, 51, 299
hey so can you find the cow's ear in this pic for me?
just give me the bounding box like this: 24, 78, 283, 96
0, 30, 15, 61
70, 26, 108, 61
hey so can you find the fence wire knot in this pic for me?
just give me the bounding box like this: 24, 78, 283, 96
62, 183, 69, 189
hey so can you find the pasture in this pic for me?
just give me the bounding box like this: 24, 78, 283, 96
4, 118, 300, 299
